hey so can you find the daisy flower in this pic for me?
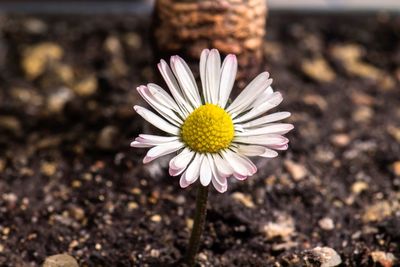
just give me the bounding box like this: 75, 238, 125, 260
131, 49, 293, 193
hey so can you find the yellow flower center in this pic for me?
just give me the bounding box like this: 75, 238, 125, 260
181, 104, 234, 153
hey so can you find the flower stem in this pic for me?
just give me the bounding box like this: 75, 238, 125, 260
185, 184, 209, 267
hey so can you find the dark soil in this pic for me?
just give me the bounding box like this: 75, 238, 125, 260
0, 13, 399, 267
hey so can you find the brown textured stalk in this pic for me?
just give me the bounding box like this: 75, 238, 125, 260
153, 0, 268, 86
185, 185, 209, 267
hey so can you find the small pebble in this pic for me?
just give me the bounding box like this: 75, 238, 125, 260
186, 218, 194, 230
305, 247, 342, 267
330, 134, 351, 147
47, 87, 74, 113
231, 192, 255, 208
96, 126, 119, 150
301, 57, 336, 83
73, 75, 97, 96
284, 160, 308, 181
370, 251, 396, 267
392, 161, 400, 176
303, 94, 328, 111
22, 42, 63, 80
150, 214, 162, 222
362, 201, 392, 223
262, 214, 295, 240
43, 254, 79, 267
351, 181, 369, 194
352, 106, 373, 123
150, 249, 160, 258
387, 125, 400, 142
41, 162, 57, 176
318, 217, 335, 231
0, 116, 21, 134
128, 202, 138, 210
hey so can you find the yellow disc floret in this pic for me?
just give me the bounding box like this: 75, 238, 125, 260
181, 104, 234, 153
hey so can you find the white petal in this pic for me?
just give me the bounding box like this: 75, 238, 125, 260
268, 143, 289, 150
179, 171, 191, 188
170, 56, 201, 108
212, 154, 233, 177
200, 49, 210, 103
237, 145, 266, 156
222, 150, 256, 177
130, 141, 153, 148
147, 83, 183, 115
143, 141, 184, 164
237, 154, 257, 175
260, 148, 279, 158
208, 155, 228, 193
250, 86, 274, 108
200, 155, 212, 186
218, 54, 237, 108
137, 85, 183, 126
205, 49, 221, 104
235, 123, 294, 137
169, 149, 195, 176
233, 173, 247, 180
234, 134, 289, 146
241, 112, 291, 128
233, 92, 283, 123
185, 153, 203, 183
158, 60, 192, 115
211, 174, 228, 193
227, 72, 272, 115
134, 106, 179, 135
131, 135, 179, 148
138, 134, 179, 143
169, 148, 193, 176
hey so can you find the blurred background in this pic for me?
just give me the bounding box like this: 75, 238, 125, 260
0, 0, 399, 13
0, 1, 399, 267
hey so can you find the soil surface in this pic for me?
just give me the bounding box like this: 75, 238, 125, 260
0, 13, 399, 267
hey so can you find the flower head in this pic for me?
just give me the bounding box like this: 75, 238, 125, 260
131, 49, 293, 193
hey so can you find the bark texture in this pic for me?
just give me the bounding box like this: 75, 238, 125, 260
153, 0, 267, 84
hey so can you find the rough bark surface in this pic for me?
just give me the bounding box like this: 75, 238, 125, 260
153, 0, 267, 83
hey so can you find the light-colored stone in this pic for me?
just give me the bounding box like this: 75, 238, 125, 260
96, 126, 118, 150
370, 251, 396, 267
330, 134, 351, 147
318, 217, 335, 231
43, 254, 79, 267
128, 202, 138, 210
307, 247, 342, 267
392, 161, 400, 176
47, 87, 74, 113
351, 181, 369, 194
0, 116, 21, 134
362, 201, 392, 222
284, 160, 307, 181
352, 106, 373, 123
301, 57, 336, 82
303, 94, 328, 111
262, 214, 295, 240
22, 42, 63, 80
387, 126, 400, 143
150, 214, 162, 222
124, 33, 142, 49
231, 192, 255, 208
73, 75, 97, 96
351, 91, 374, 106
40, 162, 57, 176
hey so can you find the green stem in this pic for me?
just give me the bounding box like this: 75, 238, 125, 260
185, 185, 209, 267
